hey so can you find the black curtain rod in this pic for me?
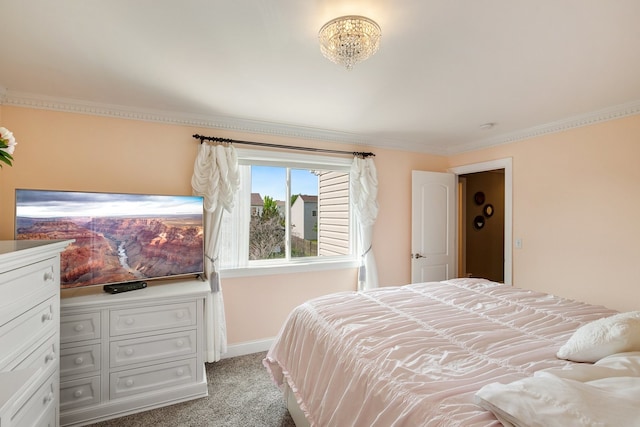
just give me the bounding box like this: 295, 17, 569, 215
192, 134, 375, 158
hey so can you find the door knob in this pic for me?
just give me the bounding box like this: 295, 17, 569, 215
411, 253, 426, 259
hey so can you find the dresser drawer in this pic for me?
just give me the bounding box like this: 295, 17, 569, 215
60, 344, 101, 378
110, 330, 197, 368
9, 372, 56, 427
0, 297, 57, 369
60, 376, 101, 411
27, 402, 56, 427
11, 334, 57, 382
60, 311, 101, 343
110, 302, 197, 336
0, 257, 57, 325
110, 358, 197, 399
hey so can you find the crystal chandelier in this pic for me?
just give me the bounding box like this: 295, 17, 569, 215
318, 15, 381, 70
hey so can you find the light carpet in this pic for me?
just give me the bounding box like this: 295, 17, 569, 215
90, 351, 296, 427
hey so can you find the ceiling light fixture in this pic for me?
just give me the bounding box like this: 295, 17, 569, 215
318, 15, 381, 70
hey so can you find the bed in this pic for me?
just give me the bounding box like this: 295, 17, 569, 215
263, 278, 640, 426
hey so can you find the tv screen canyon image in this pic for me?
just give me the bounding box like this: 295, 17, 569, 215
15, 189, 205, 289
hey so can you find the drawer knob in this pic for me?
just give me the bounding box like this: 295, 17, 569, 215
41, 312, 53, 322
43, 270, 54, 281
73, 389, 83, 398
125, 318, 135, 326
43, 392, 54, 404
45, 352, 56, 363
125, 348, 134, 356
75, 357, 84, 365
74, 324, 84, 332
176, 311, 185, 319
176, 368, 184, 376
176, 339, 184, 347
125, 379, 134, 387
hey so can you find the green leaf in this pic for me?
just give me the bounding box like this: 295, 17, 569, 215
0, 151, 13, 167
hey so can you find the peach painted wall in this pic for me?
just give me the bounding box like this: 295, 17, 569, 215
0, 105, 447, 344
448, 115, 640, 312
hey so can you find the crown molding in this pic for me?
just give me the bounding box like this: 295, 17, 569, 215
1, 91, 399, 150
2, 90, 639, 156
449, 99, 640, 155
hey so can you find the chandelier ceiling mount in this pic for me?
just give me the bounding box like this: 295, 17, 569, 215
318, 15, 382, 70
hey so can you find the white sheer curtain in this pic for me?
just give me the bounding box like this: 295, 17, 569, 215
191, 143, 240, 362
350, 156, 379, 291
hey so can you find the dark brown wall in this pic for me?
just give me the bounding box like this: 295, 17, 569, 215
464, 171, 504, 282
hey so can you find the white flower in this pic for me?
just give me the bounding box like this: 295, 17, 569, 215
0, 126, 17, 167
0, 127, 17, 154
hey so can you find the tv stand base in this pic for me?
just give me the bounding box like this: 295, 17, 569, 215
60, 279, 210, 426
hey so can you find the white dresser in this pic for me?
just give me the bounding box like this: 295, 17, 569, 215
0, 240, 71, 427
59, 279, 210, 426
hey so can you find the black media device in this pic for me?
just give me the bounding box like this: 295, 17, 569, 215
103, 281, 147, 294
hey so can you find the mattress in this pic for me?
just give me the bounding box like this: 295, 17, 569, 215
264, 278, 616, 427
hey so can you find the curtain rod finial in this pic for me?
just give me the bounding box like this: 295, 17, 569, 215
353, 151, 375, 158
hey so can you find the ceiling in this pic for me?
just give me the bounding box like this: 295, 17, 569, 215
1, 1, 639, 155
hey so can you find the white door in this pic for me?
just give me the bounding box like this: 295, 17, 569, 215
411, 170, 456, 283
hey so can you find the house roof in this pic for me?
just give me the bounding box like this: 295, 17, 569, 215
297, 195, 318, 203
251, 193, 264, 206
1, 1, 639, 155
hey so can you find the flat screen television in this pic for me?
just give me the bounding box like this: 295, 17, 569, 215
15, 189, 204, 289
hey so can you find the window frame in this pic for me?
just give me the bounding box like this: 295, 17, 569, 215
220, 148, 358, 279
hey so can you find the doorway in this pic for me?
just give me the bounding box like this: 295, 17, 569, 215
458, 170, 505, 282
450, 158, 512, 285
411, 159, 513, 285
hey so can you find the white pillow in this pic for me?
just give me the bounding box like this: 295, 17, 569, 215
557, 311, 640, 362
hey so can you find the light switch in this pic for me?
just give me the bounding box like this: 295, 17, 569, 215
515, 238, 523, 249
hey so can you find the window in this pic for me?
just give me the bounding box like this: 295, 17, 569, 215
219, 149, 357, 276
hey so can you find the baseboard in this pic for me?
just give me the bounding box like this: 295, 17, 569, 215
223, 338, 274, 359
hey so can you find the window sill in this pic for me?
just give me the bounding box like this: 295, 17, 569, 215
220, 259, 359, 279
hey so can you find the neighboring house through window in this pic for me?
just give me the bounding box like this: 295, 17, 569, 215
291, 194, 317, 241
250, 193, 263, 216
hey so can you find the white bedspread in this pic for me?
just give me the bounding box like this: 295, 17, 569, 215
475, 352, 640, 426
263, 279, 617, 427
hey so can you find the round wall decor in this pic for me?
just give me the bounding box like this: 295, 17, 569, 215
474, 191, 485, 205
484, 204, 494, 217
473, 215, 485, 230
